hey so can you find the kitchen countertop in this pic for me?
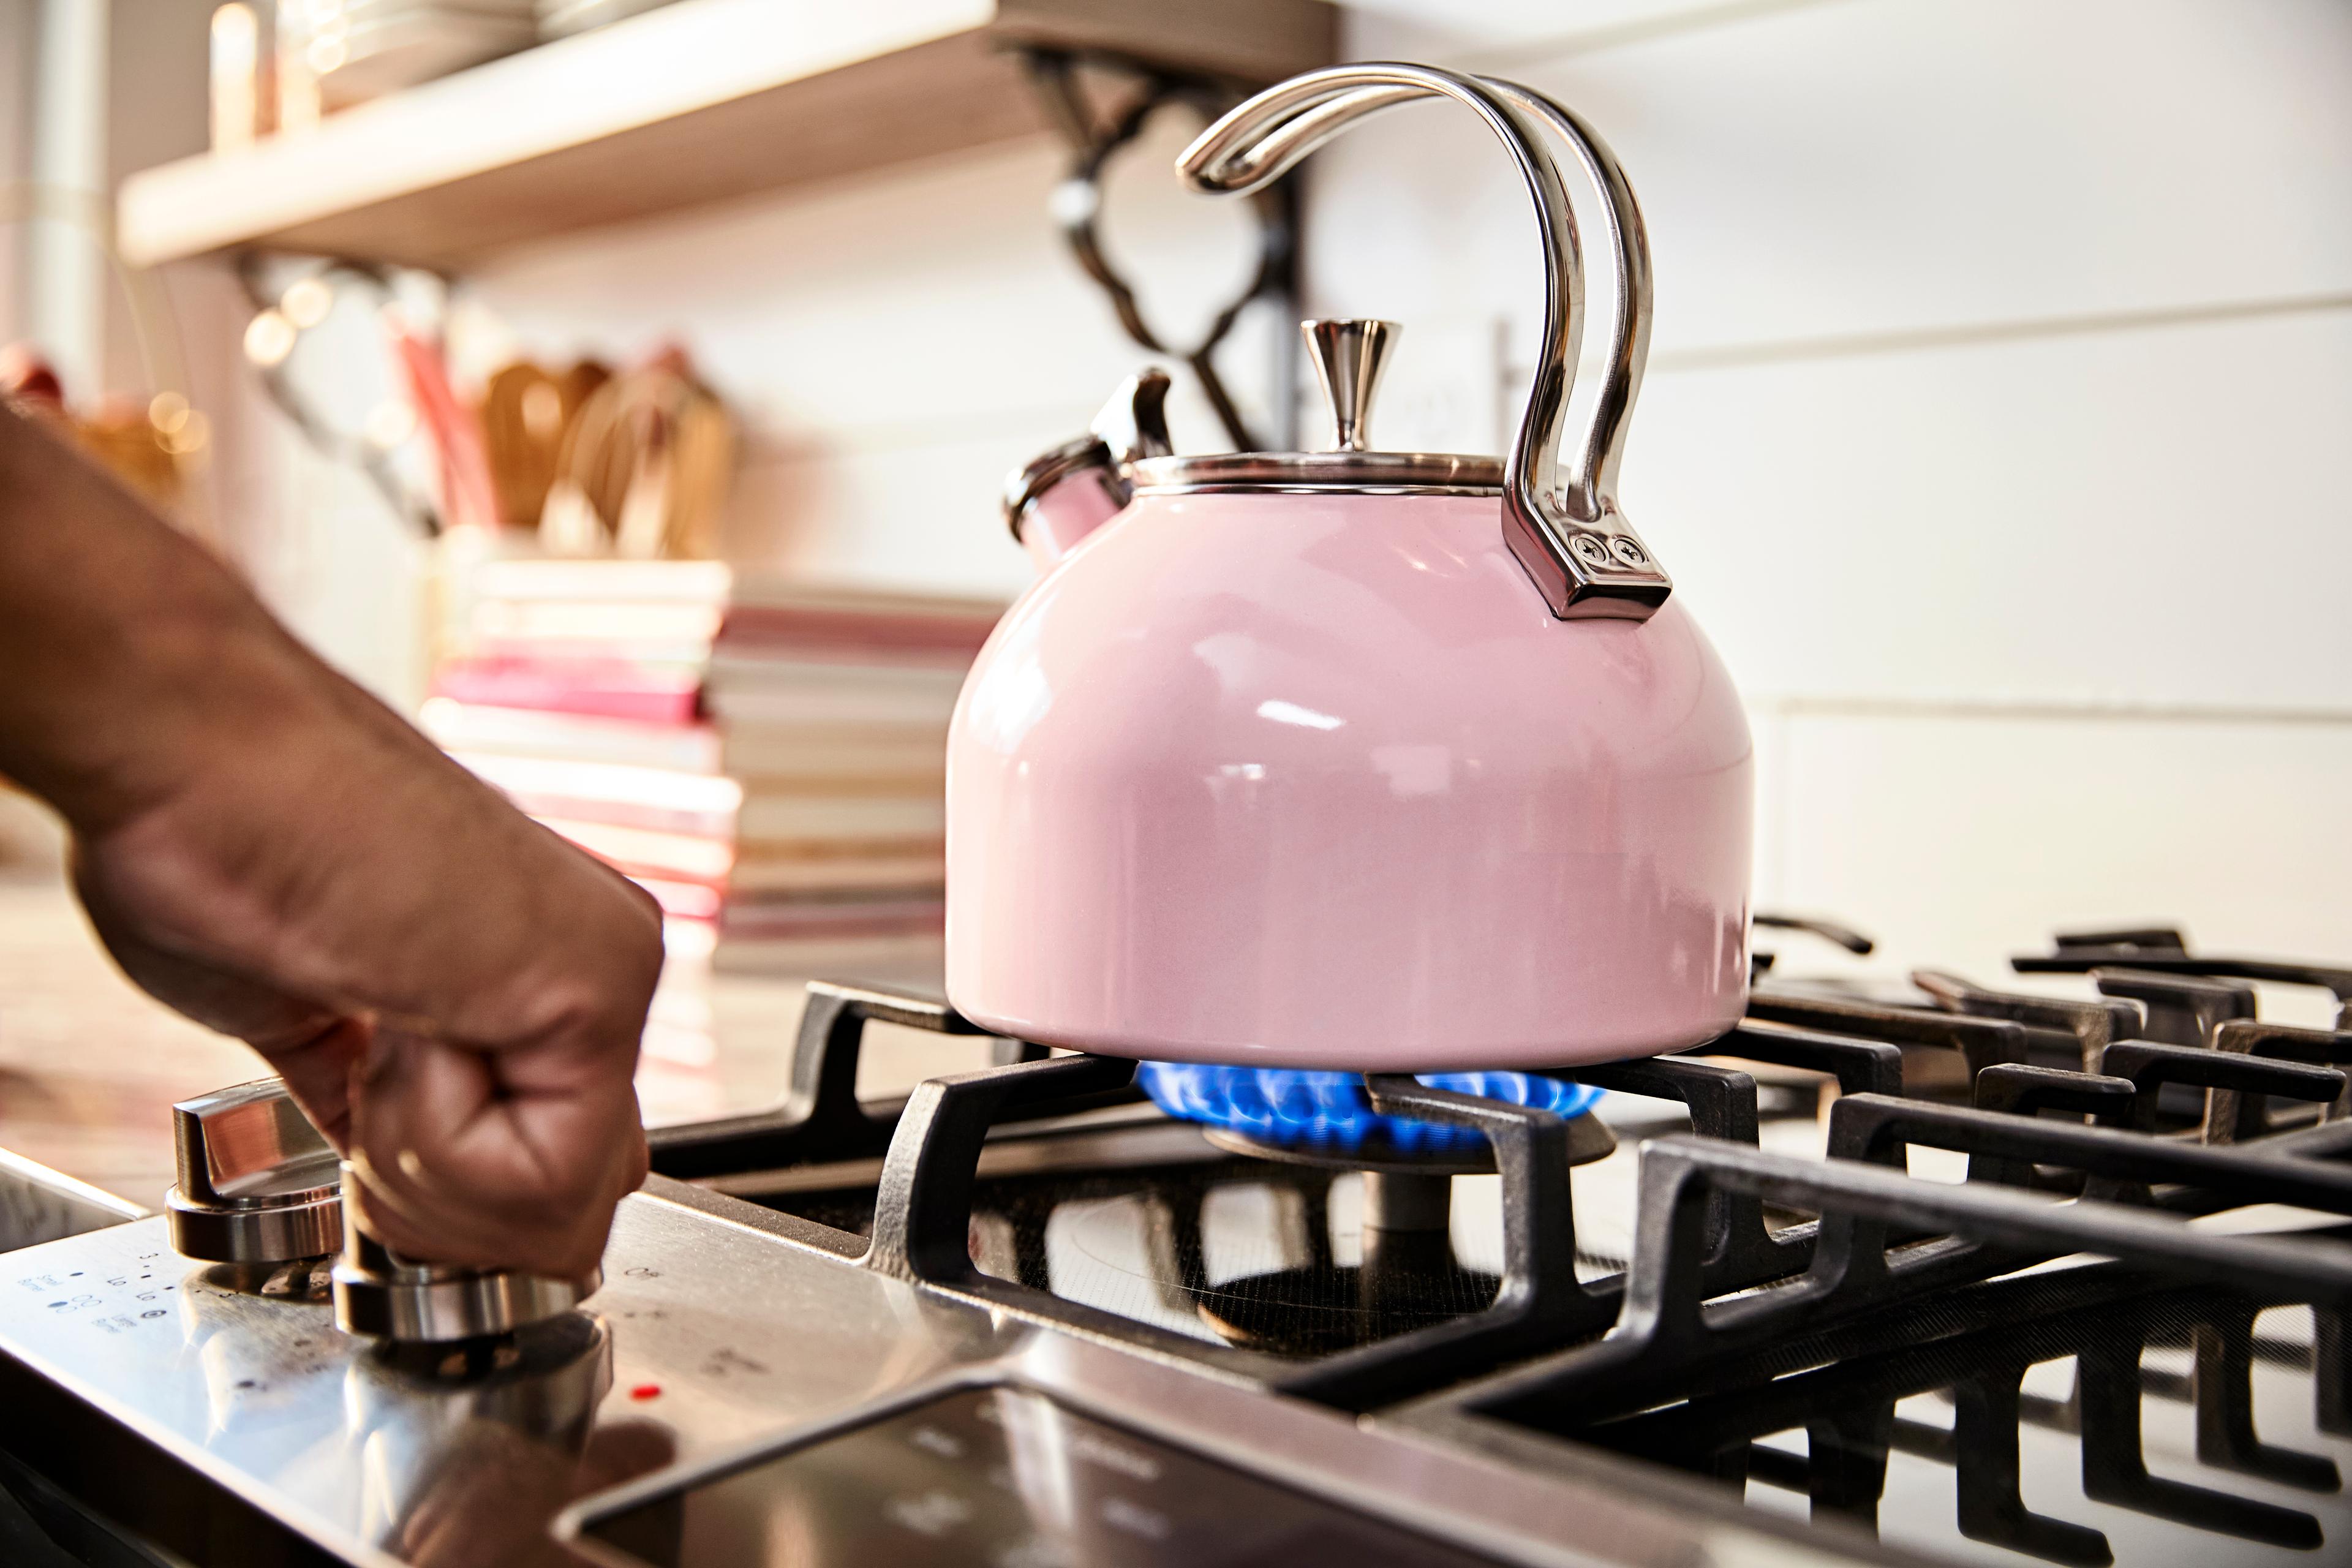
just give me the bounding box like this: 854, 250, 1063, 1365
0, 870, 984, 1210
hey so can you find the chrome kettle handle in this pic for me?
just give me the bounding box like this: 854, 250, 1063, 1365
1179, 65, 1668, 622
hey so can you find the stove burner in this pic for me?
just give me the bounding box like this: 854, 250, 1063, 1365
1136, 1065, 1614, 1355
1137, 1062, 1603, 1156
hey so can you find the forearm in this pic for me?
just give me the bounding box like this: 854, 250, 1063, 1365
0, 412, 656, 1277
0, 405, 331, 832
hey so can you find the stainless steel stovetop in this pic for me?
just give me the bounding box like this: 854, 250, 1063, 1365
4, 924, 2351, 1568
0, 1178, 1845, 1568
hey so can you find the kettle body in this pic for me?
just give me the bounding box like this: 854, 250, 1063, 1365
948, 64, 1755, 1068
947, 488, 1751, 1068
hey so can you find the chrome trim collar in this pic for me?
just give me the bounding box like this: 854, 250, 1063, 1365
1129, 450, 1502, 496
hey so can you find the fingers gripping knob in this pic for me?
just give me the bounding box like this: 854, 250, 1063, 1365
331, 1164, 600, 1343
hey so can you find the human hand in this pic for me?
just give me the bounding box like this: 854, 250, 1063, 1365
70, 658, 662, 1278
0, 406, 662, 1280
69, 651, 663, 1278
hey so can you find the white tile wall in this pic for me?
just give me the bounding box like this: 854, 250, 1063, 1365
1636, 308, 2352, 712
184, 0, 2352, 970
1335, 0, 1815, 61
1755, 706, 2352, 1022
1321, 0, 2352, 353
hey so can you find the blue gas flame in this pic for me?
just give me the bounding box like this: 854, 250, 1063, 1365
1136, 1062, 1603, 1154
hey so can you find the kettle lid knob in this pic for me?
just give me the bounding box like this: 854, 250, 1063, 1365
1302, 318, 1398, 453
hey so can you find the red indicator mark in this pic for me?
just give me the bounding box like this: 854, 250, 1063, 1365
629, 1382, 663, 1401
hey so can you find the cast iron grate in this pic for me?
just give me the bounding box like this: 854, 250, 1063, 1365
645, 932, 2352, 1438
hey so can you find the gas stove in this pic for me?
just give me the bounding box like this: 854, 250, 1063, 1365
2, 924, 2350, 1567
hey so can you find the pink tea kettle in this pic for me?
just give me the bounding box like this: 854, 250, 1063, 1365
946, 64, 1752, 1071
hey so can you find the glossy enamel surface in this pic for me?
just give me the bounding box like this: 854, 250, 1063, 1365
946, 491, 1752, 1070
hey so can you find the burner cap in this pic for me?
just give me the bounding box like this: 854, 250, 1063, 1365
1139, 1062, 1607, 1166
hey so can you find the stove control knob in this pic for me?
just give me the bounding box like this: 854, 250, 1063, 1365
165, 1079, 344, 1264
331, 1165, 598, 1343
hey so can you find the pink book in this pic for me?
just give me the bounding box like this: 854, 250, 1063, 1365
430, 656, 704, 723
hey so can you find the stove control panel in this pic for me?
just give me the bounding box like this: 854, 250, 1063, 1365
571, 1385, 1500, 1567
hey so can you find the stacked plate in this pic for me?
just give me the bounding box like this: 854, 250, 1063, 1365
301, 0, 538, 109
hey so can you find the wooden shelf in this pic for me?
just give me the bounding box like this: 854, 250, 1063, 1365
118, 0, 1335, 271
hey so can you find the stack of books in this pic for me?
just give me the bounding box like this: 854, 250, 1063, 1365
423, 557, 1004, 976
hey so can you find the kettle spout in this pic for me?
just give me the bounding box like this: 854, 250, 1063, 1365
1001, 436, 1125, 573
1001, 369, 1172, 572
